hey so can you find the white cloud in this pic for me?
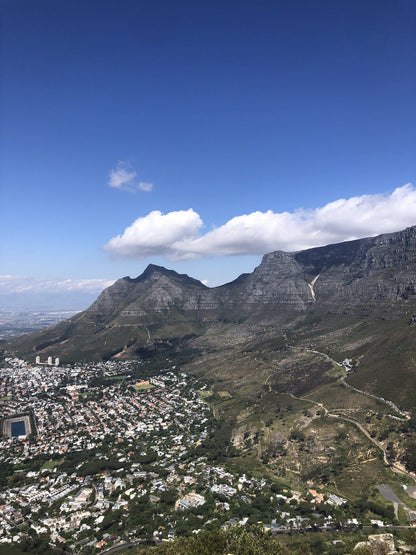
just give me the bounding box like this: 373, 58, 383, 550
103, 209, 203, 258
103, 184, 416, 260
0, 276, 115, 295
138, 181, 154, 192
108, 161, 154, 193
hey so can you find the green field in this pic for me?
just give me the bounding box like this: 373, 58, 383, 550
133, 382, 155, 391
41, 459, 63, 470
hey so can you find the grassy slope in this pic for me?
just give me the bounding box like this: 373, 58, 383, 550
3, 297, 416, 503
183, 319, 416, 501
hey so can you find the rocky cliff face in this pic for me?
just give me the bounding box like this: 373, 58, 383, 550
6, 226, 416, 361
293, 225, 416, 310
83, 225, 416, 326
87, 264, 219, 322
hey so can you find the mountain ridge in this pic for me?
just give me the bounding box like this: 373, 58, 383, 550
4, 226, 416, 512
3, 225, 416, 375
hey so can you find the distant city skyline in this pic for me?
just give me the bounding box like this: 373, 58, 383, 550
1, 1, 415, 309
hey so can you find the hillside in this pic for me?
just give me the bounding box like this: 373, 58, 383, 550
4, 226, 416, 379
3, 225, 416, 504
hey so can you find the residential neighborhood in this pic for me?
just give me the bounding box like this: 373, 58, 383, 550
0, 358, 414, 553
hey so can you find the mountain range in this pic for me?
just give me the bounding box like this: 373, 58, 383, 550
4, 224, 416, 498
83, 223, 416, 322
3, 225, 416, 409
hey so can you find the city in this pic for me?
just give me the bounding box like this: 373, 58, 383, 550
2, 358, 415, 553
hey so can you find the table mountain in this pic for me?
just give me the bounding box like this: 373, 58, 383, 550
3, 225, 416, 367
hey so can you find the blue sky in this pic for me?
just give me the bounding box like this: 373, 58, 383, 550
1, 0, 415, 308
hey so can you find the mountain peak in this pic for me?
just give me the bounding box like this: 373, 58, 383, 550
6, 225, 416, 363
141, 264, 171, 278
257, 250, 302, 277
133, 264, 207, 289
120, 264, 175, 283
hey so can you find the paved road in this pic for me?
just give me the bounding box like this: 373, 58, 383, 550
340, 377, 409, 420
101, 540, 158, 554
309, 348, 409, 420
404, 486, 416, 499
325, 412, 390, 464
378, 485, 404, 504
378, 484, 416, 521
326, 411, 416, 482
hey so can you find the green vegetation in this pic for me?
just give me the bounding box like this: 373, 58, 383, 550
41, 459, 62, 470
135, 527, 291, 554
217, 390, 232, 398
4, 233, 416, 553
0, 541, 58, 554
132, 526, 411, 555
104, 374, 128, 382
198, 389, 213, 399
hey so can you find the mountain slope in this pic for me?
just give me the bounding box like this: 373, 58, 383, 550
3, 226, 416, 399
4, 226, 416, 501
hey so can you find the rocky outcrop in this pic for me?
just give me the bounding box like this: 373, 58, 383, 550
353, 533, 407, 554
87, 265, 219, 322
59, 225, 416, 325
6, 225, 416, 361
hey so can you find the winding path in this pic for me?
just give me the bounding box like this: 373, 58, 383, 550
307, 348, 409, 420
284, 348, 416, 482
339, 377, 409, 420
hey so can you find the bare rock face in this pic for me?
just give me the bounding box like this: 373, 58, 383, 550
213, 251, 313, 323
353, 533, 396, 553
243, 251, 312, 307
88, 277, 133, 318
86, 264, 220, 325
7, 225, 416, 361
83, 227, 416, 330
217, 225, 416, 320
79, 226, 416, 325
294, 226, 416, 311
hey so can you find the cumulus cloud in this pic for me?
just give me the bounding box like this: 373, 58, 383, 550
108, 161, 153, 193
0, 276, 115, 295
103, 184, 416, 260
103, 209, 203, 258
